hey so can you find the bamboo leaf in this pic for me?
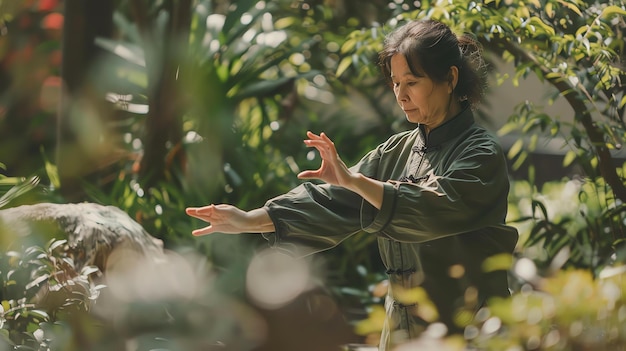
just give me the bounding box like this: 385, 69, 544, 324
557, 0, 582, 17
336, 56, 353, 78
340, 38, 357, 54
507, 139, 524, 160
528, 16, 556, 36
525, 223, 548, 247
563, 150, 577, 167
497, 122, 519, 136
512, 151, 528, 170
0, 176, 39, 209
532, 200, 549, 220
600, 5, 626, 20
545, 3, 555, 18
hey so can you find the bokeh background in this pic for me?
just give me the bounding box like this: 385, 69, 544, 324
0, 0, 625, 350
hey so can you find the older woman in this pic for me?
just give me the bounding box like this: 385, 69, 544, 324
187, 19, 518, 350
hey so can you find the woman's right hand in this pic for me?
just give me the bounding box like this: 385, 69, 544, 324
186, 205, 274, 236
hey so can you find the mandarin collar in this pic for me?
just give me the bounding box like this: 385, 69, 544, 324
418, 107, 474, 147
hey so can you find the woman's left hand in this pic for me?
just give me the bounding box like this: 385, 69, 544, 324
297, 131, 354, 188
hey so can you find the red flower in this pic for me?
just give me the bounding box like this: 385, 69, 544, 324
41, 13, 63, 31
38, 0, 59, 12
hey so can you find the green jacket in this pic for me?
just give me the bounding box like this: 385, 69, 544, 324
263, 108, 518, 350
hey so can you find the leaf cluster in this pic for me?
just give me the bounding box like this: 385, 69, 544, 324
0, 238, 101, 350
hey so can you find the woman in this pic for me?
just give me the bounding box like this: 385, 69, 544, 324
187, 19, 518, 350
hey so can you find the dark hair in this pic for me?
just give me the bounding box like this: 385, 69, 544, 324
378, 19, 487, 109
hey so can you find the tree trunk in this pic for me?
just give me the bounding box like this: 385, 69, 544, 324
58, 0, 113, 200
134, 0, 192, 189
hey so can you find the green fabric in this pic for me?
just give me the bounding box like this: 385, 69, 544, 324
263, 108, 518, 350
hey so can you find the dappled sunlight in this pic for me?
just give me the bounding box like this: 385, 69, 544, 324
355, 304, 386, 338
246, 248, 313, 309
394, 331, 465, 351
257, 31, 287, 48
392, 286, 439, 323
468, 268, 626, 350
514, 257, 539, 283
103, 247, 198, 302
92, 247, 270, 350
358, 265, 626, 350
352, 251, 626, 349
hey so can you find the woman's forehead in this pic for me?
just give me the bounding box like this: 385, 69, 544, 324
390, 54, 425, 77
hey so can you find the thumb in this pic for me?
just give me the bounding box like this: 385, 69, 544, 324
297, 170, 318, 179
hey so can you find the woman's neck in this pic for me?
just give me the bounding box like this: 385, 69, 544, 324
424, 100, 463, 135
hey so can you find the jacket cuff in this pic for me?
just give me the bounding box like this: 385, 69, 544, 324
261, 204, 280, 244
361, 182, 397, 233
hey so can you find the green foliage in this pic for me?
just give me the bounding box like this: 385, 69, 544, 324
181, 0, 324, 204
355, 263, 626, 350
0, 176, 40, 211
508, 178, 626, 275
468, 268, 626, 351
0, 238, 100, 349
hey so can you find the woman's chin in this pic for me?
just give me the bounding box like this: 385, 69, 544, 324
404, 114, 423, 124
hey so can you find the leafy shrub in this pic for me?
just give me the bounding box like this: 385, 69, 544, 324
0, 239, 100, 350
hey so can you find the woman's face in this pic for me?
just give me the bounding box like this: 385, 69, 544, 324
390, 54, 456, 131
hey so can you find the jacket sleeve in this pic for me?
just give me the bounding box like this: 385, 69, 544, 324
262, 137, 395, 257
361, 133, 511, 243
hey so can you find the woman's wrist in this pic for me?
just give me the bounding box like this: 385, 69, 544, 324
246, 208, 275, 233
347, 173, 384, 210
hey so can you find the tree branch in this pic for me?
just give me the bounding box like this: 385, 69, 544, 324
486, 37, 626, 203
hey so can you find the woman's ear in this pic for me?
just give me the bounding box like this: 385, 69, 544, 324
448, 66, 459, 94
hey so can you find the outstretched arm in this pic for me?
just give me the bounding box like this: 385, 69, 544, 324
297, 131, 384, 209
186, 205, 274, 236
187, 131, 381, 237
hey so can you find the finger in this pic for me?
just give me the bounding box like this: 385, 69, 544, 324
320, 132, 332, 142
186, 205, 214, 214
304, 139, 334, 152
192, 225, 215, 236
306, 131, 322, 139
303, 139, 327, 148
305, 132, 331, 147
297, 170, 320, 179
186, 205, 215, 221
319, 133, 337, 152
303, 135, 327, 147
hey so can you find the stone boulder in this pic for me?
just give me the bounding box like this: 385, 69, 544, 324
0, 202, 164, 272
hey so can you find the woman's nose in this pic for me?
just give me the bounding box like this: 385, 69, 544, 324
396, 86, 408, 103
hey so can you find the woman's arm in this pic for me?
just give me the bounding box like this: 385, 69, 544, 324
186, 205, 275, 236
187, 131, 383, 237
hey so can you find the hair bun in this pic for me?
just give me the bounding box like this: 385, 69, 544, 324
456, 33, 487, 108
